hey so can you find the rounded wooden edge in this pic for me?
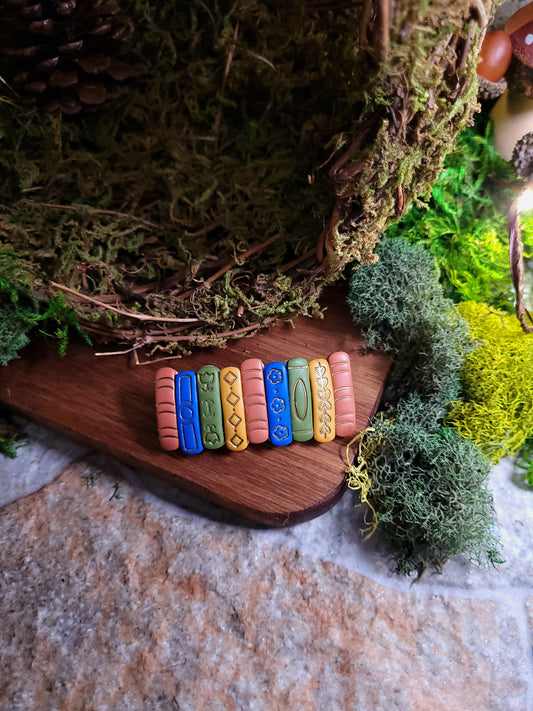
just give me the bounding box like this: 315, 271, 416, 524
274, 475, 347, 526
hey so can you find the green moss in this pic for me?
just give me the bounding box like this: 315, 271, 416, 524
0, 303, 32, 366
446, 302, 533, 463
347, 237, 472, 403
0, 0, 486, 352
0, 250, 90, 364
357, 394, 502, 576
0, 251, 38, 364
515, 439, 533, 488
0, 2, 361, 312
347, 235, 501, 575
385, 118, 532, 310
0, 409, 25, 458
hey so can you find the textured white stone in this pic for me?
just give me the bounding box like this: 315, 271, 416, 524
2, 418, 533, 708
0, 417, 88, 508
0, 463, 529, 711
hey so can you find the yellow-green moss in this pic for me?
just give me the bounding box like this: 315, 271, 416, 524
447, 302, 533, 462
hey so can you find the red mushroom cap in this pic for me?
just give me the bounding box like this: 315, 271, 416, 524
510, 20, 533, 69
505, 1, 533, 36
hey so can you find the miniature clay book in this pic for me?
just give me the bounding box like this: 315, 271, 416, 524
156, 352, 358, 454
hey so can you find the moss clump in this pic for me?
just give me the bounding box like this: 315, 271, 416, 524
447, 301, 533, 462
0, 251, 41, 364
355, 395, 502, 576
347, 236, 501, 575
0, 0, 490, 357
0, 250, 90, 362
347, 237, 472, 403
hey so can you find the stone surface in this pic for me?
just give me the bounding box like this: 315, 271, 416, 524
0, 416, 88, 508
0, 461, 529, 711
5, 417, 533, 593
117, 448, 533, 593
527, 595, 533, 632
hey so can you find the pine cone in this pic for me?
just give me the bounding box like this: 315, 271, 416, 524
512, 131, 533, 180
0, 0, 137, 114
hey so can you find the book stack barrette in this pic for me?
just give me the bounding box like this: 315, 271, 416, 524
156, 351, 356, 454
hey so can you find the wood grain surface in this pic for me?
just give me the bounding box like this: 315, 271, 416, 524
0, 291, 390, 525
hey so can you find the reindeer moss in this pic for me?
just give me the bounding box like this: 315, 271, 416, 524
356, 395, 502, 576
347, 123, 530, 574
347, 236, 501, 575
447, 302, 533, 462
347, 237, 472, 404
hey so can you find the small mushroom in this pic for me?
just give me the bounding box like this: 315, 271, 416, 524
506, 1, 533, 68
505, 1, 533, 36
509, 20, 533, 68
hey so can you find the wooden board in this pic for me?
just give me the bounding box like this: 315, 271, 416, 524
0, 291, 390, 525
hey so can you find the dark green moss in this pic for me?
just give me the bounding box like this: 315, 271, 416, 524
359, 395, 502, 576
0, 0, 486, 355
347, 235, 501, 575
347, 237, 472, 404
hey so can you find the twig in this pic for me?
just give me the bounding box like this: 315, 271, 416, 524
508, 194, 533, 333
329, 123, 372, 182
472, 0, 488, 29
178, 232, 283, 299
280, 248, 317, 274
213, 21, 240, 135
457, 22, 477, 73
188, 222, 220, 238
377, 0, 391, 61
95, 316, 278, 357
359, 0, 372, 48
95, 344, 143, 357
30, 202, 162, 230
316, 206, 340, 264
133, 352, 185, 366
306, 0, 364, 11
146, 319, 277, 343
49, 281, 201, 324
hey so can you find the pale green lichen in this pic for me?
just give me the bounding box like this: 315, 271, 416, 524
347, 237, 472, 404
348, 236, 501, 576
356, 395, 502, 576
